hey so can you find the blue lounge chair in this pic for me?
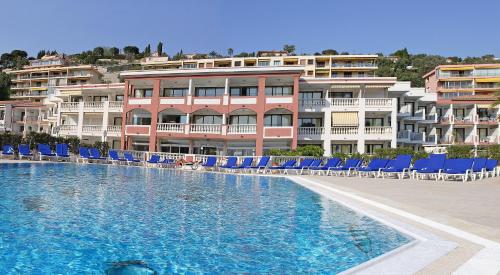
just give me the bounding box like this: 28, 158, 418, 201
357, 158, 390, 178
2, 145, 14, 157
18, 144, 33, 160
56, 143, 70, 161
218, 157, 238, 171
247, 156, 270, 173
124, 152, 141, 165
108, 150, 126, 164
381, 155, 413, 179
328, 158, 362, 176
283, 158, 314, 174
201, 156, 217, 170
78, 147, 92, 163
414, 154, 446, 180
89, 148, 107, 162
297, 159, 323, 175
232, 157, 254, 172
145, 155, 161, 167
309, 158, 341, 175
470, 158, 488, 180
440, 158, 474, 182
485, 159, 499, 178
38, 144, 56, 160
265, 159, 297, 174
160, 158, 177, 168
410, 158, 429, 179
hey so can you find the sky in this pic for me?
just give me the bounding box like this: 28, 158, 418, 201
2, 0, 499, 58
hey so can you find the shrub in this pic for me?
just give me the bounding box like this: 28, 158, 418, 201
446, 145, 474, 159
265, 145, 324, 157
93, 141, 110, 155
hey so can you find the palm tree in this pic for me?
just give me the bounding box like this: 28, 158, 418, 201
227, 48, 233, 57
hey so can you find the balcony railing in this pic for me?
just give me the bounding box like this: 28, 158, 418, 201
299, 99, 327, 107
190, 124, 222, 134
83, 101, 104, 111
397, 130, 410, 139
108, 101, 124, 111
365, 98, 392, 107
331, 127, 358, 135
59, 125, 78, 134
365, 126, 392, 135
82, 125, 103, 134
60, 102, 79, 112
157, 123, 185, 133
298, 127, 324, 136
227, 124, 257, 134
331, 98, 359, 106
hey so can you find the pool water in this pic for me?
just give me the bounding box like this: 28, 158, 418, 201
0, 163, 411, 274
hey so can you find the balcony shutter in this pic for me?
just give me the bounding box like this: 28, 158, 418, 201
331, 112, 358, 126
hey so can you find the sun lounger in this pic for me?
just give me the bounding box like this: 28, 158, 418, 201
297, 159, 323, 175
56, 143, 71, 161
217, 157, 238, 171
247, 156, 270, 173
232, 157, 254, 173
201, 156, 217, 170
380, 155, 412, 179
145, 155, 161, 167
439, 158, 474, 182
283, 159, 314, 174
78, 147, 92, 163
124, 152, 141, 165
410, 158, 429, 179
37, 144, 56, 161
357, 158, 390, 178
265, 159, 297, 174
309, 158, 341, 175
160, 158, 176, 168
485, 159, 499, 178
89, 148, 107, 162
470, 158, 488, 180
328, 158, 362, 176
2, 145, 14, 158
414, 154, 446, 180
18, 144, 33, 160
109, 150, 126, 164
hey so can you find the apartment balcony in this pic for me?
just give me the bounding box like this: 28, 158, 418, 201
82, 125, 103, 136
454, 115, 476, 126
331, 126, 358, 140
125, 125, 151, 136
58, 125, 78, 135
422, 113, 438, 123
398, 131, 436, 145
263, 126, 293, 139
478, 135, 500, 145
299, 99, 327, 111
298, 127, 324, 140
190, 124, 222, 134
60, 101, 124, 113
60, 102, 80, 112
106, 125, 122, 137
157, 123, 185, 133
227, 124, 257, 135
365, 126, 393, 140
477, 116, 499, 125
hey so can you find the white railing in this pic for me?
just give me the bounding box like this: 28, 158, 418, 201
365, 126, 392, 135
413, 109, 425, 119
83, 101, 104, 111
299, 99, 327, 107
82, 125, 103, 135
157, 123, 185, 133
190, 124, 222, 134
365, 98, 393, 107
107, 125, 122, 133
108, 101, 124, 110
331, 98, 359, 106
59, 125, 78, 134
331, 127, 358, 135
227, 124, 257, 134
410, 132, 424, 141
397, 130, 410, 139
398, 104, 412, 116
60, 102, 80, 112
298, 127, 324, 135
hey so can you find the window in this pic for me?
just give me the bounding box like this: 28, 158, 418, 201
298, 118, 322, 127
265, 86, 293, 96
258, 61, 270, 66
357, 72, 365, 78
344, 72, 352, 78
307, 59, 314, 65
133, 89, 153, 98
264, 114, 292, 126
230, 115, 256, 125
329, 92, 353, 98
115, 95, 124, 101
93, 96, 108, 102
195, 87, 224, 97
230, 87, 258, 96
234, 61, 242, 66
192, 115, 222, 124
273, 60, 281, 66
132, 115, 151, 125
161, 88, 188, 97
332, 144, 355, 154
365, 144, 383, 154
299, 91, 323, 100
365, 118, 384, 126
183, 63, 196, 69
332, 72, 339, 78
160, 115, 186, 123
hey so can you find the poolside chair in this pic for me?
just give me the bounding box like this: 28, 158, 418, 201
201, 156, 217, 170
231, 157, 254, 173
283, 158, 314, 175
160, 158, 177, 168
328, 158, 362, 176
414, 154, 446, 180
124, 152, 141, 165
18, 144, 33, 160
409, 158, 429, 179
439, 158, 474, 182
357, 158, 390, 178
309, 157, 341, 176
56, 143, 71, 161
218, 157, 238, 171
265, 159, 297, 174
380, 155, 412, 179
38, 144, 56, 161
89, 148, 107, 162
484, 159, 499, 178
470, 158, 488, 180
145, 154, 161, 167
1, 145, 14, 158
247, 156, 270, 173
108, 150, 126, 164
297, 159, 323, 175
78, 147, 92, 163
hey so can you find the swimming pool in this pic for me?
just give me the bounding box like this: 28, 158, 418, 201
0, 163, 412, 273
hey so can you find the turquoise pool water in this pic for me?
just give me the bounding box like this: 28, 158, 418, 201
0, 163, 411, 274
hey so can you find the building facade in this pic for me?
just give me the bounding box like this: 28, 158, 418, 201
423, 64, 500, 147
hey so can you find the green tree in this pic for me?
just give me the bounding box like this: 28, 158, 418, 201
93, 47, 104, 56
36, 50, 46, 59
157, 42, 163, 56
392, 48, 410, 59
283, 44, 295, 54
172, 49, 186, 60
0, 72, 11, 100
227, 48, 234, 57
0, 50, 29, 69
321, 49, 338, 55
123, 46, 139, 56
143, 44, 151, 56
208, 51, 221, 58
110, 47, 120, 57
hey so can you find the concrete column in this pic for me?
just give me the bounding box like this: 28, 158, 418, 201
77, 102, 84, 139
322, 97, 332, 156
291, 76, 300, 150
187, 78, 193, 106
148, 79, 161, 152
391, 99, 398, 148
255, 77, 266, 155
357, 99, 366, 153
221, 113, 227, 135
56, 102, 61, 127
120, 81, 130, 150
102, 101, 109, 142
223, 77, 229, 105
184, 113, 190, 134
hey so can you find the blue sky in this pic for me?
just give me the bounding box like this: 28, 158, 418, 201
2, 0, 499, 57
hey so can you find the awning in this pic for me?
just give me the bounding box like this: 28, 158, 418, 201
58, 90, 83, 96
439, 89, 473, 93
477, 104, 496, 108
366, 84, 392, 89
332, 112, 358, 126
475, 77, 500, 83
331, 84, 360, 89
440, 66, 473, 71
